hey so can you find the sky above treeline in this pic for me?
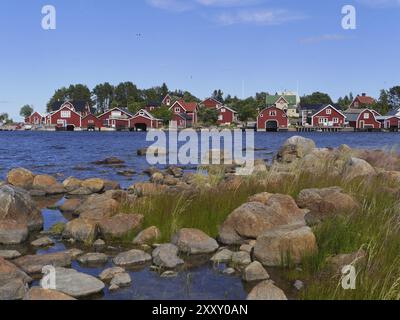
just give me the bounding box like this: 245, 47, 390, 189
0, 0, 399, 120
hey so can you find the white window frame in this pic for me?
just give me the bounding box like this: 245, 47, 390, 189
175, 107, 180, 113
61, 110, 71, 118
364, 113, 370, 119
269, 111, 277, 116
326, 108, 332, 115
333, 117, 339, 123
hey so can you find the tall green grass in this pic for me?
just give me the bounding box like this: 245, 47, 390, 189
121, 164, 400, 300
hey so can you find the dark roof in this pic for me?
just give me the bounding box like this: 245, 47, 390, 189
386, 108, 400, 116
300, 104, 342, 113
51, 101, 91, 113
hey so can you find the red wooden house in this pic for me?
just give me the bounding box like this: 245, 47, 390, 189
162, 94, 173, 107
82, 114, 102, 131
25, 112, 43, 125
217, 106, 237, 125
376, 115, 400, 130
97, 107, 133, 130
257, 106, 289, 131
47, 104, 82, 130
349, 94, 376, 108
311, 105, 346, 127
129, 109, 163, 131
169, 100, 198, 128
344, 109, 381, 129
202, 98, 223, 109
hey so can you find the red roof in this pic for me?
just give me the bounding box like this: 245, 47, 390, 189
355, 95, 375, 105
177, 100, 198, 112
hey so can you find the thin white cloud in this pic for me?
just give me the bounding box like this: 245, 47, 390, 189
216, 9, 306, 26
299, 34, 352, 44
146, 0, 194, 12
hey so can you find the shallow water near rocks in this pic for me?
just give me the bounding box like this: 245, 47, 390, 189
2, 131, 400, 299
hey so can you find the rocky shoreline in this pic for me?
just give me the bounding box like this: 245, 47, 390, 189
1, 136, 399, 300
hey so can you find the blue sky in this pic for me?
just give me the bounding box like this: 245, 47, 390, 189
0, 0, 399, 120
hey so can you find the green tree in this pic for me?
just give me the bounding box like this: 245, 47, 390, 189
161, 83, 169, 97
93, 82, 114, 113
46, 84, 93, 112
0, 113, 13, 124
386, 86, 400, 110
337, 92, 354, 109
198, 107, 218, 126
300, 92, 333, 107
235, 98, 258, 127
113, 82, 142, 108
127, 100, 146, 114
20, 105, 34, 118
212, 89, 224, 102
152, 106, 173, 124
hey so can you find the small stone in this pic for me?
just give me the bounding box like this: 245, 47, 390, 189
232, 251, 252, 267
210, 249, 233, 264
49, 223, 65, 235
0, 250, 21, 259
99, 267, 125, 282
152, 244, 184, 269
161, 271, 178, 278
31, 236, 54, 248
132, 226, 161, 245
66, 248, 84, 259
294, 280, 304, 291
109, 284, 119, 291
239, 244, 253, 254
247, 280, 288, 300
113, 249, 152, 267
93, 239, 106, 249
223, 268, 236, 275
242, 261, 269, 282
78, 253, 108, 266
110, 272, 131, 287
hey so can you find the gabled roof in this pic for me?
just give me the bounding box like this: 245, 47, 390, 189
171, 100, 198, 113
258, 106, 287, 117
344, 108, 380, 122
217, 105, 237, 113
97, 107, 133, 118
266, 95, 297, 106
312, 104, 346, 118
203, 97, 223, 105
386, 107, 400, 116
131, 109, 161, 121
352, 95, 375, 106
51, 101, 91, 113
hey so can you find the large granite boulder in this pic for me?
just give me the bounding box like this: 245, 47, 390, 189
242, 261, 270, 282
172, 228, 219, 255
75, 190, 126, 220
98, 213, 143, 239
343, 157, 376, 181
0, 257, 32, 300
63, 218, 98, 243
0, 220, 28, 244
275, 136, 316, 163
254, 225, 317, 266
24, 287, 76, 300
6, 168, 35, 189
32, 175, 65, 195
297, 187, 360, 225
81, 178, 105, 193
218, 192, 307, 245
0, 185, 43, 231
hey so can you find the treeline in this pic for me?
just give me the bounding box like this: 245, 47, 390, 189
46, 82, 199, 115
40, 82, 400, 125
